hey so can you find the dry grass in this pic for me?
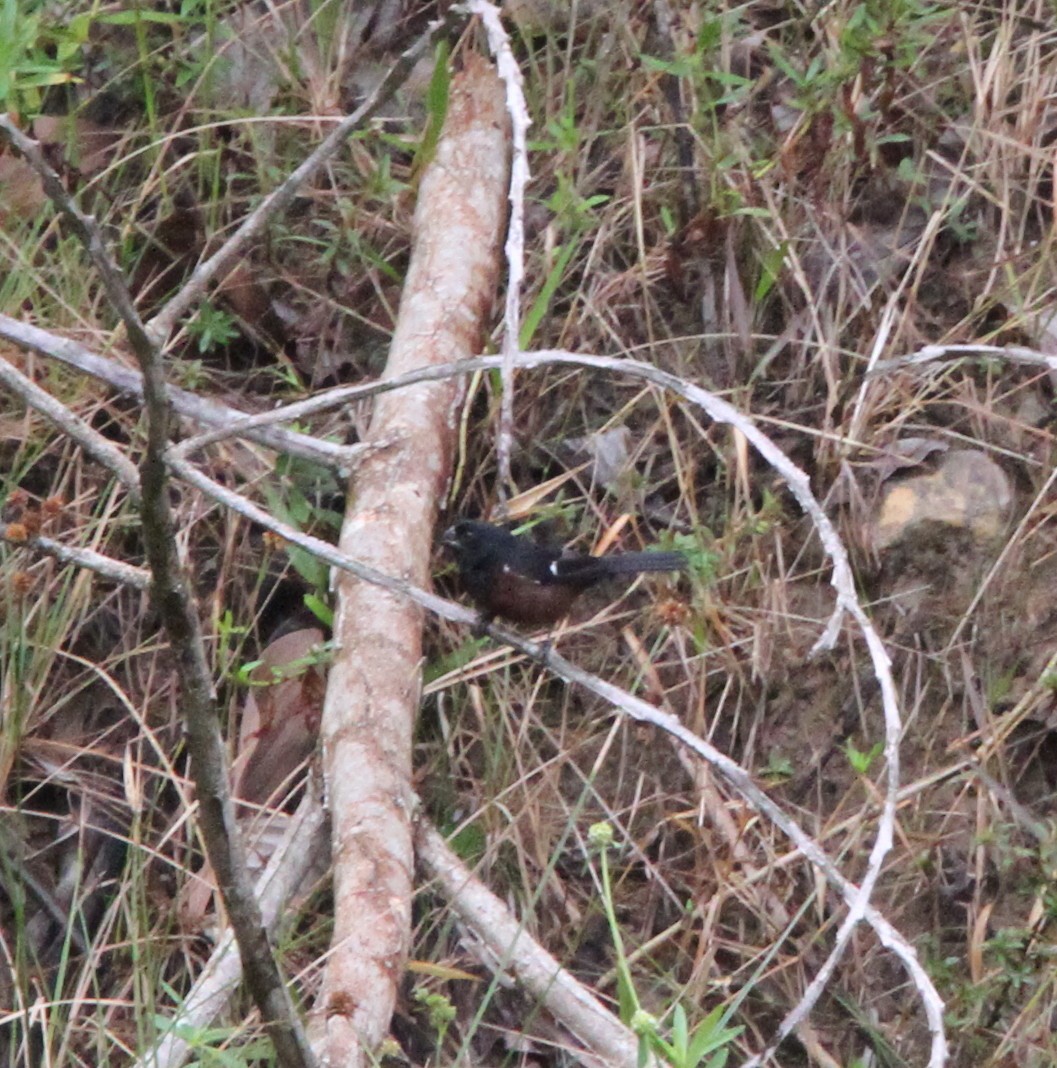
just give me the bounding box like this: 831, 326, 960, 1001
3, 1, 1057, 1066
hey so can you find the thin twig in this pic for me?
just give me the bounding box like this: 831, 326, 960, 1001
503, 636, 944, 1068
0, 524, 151, 588
168, 454, 471, 623
870, 341, 1057, 375
2, 93, 945, 1056
0, 354, 142, 500
467, 1, 530, 500
175, 346, 908, 1045
18, 413, 941, 1064
0, 313, 364, 472
174, 345, 928, 1062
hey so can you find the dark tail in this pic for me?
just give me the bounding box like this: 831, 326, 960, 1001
600, 551, 688, 575
553, 550, 687, 585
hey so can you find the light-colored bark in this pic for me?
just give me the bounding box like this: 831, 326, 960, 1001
308, 54, 510, 1066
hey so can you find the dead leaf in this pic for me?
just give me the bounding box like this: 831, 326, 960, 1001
181, 627, 326, 931
866, 437, 949, 482
232, 627, 326, 808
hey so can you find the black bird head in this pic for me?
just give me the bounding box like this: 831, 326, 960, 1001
442, 519, 501, 554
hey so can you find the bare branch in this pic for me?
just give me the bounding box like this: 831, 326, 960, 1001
168, 454, 470, 623
871, 341, 1057, 375
0, 312, 363, 472
416, 822, 646, 1068
304, 53, 509, 1066
0, 523, 151, 589
467, 1, 532, 499
0, 354, 142, 500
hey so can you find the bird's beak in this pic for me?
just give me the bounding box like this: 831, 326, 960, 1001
440, 525, 459, 548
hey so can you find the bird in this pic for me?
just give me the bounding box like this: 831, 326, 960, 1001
441, 519, 687, 626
